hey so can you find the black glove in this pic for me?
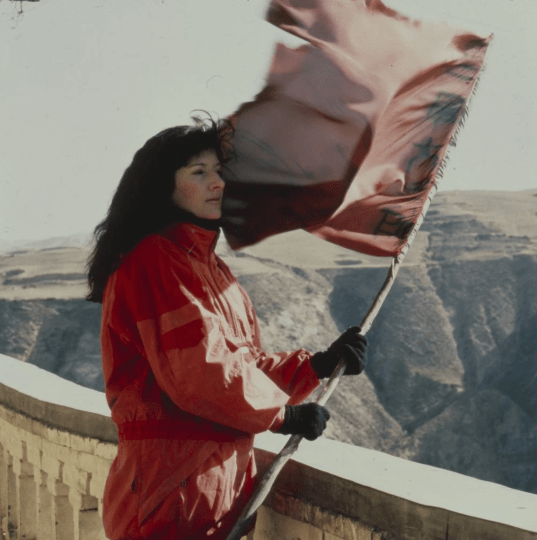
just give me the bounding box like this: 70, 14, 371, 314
276, 403, 330, 441
310, 326, 368, 379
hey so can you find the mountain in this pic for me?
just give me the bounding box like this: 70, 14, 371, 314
1, 189, 536, 494
0, 232, 92, 256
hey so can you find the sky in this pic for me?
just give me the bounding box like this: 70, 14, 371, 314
0, 0, 535, 243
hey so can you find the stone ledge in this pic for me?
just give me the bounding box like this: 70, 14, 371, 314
0, 354, 109, 415
256, 504, 400, 540
0, 383, 117, 443
254, 433, 537, 540
257, 446, 438, 540
265, 492, 393, 540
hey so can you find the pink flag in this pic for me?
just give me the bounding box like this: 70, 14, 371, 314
221, 0, 492, 257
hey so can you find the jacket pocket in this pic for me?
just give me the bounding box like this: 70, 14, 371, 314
102, 441, 142, 539
137, 438, 219, 526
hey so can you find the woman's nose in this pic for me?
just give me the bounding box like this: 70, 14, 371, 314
211, 171, 225, 190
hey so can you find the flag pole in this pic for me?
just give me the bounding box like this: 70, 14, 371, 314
225, 182, 439, 540
224, 12, 490, 538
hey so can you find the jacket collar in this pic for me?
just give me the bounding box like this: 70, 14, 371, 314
161, 221, 220, 260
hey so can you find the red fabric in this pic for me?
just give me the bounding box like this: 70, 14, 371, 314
100, 222, 320, 539
116, 420, 250, 442
221, 0, 492, 256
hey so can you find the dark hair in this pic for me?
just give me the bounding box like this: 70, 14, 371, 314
86, 114, 233, 303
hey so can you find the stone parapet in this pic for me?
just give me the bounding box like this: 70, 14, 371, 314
0, 402, 109, 540
254, 437, 537, 540
1, 353, 537, 540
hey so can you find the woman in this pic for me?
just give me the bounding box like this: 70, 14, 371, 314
86, 117, 367, 540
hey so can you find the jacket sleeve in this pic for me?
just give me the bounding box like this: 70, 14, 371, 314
220, 259, 321, 408
111, 237, 292, 434
242, 293, 320, 406
252, 349, 320, 407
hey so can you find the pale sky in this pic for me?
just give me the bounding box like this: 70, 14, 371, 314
1, 0, 535, 243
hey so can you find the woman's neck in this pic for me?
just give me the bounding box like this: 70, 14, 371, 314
169, 207, 222, 231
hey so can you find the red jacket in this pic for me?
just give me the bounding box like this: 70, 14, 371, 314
100, 222, 320, 539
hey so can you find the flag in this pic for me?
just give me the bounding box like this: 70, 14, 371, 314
221, 0, 492, 257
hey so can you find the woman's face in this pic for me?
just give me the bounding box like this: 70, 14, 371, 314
172, 149, 225, 219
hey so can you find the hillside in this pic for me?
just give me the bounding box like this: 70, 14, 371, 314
1, 189, 536, 494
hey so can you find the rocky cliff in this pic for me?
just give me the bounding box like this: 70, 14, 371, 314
1, 190, 536, 494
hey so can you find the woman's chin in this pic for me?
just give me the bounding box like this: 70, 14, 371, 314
198, 210, 222, 220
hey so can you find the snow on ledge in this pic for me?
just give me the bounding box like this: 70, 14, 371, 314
0, 353, 110, 417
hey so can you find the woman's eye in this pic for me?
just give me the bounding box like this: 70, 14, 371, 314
193, 169, 205, 175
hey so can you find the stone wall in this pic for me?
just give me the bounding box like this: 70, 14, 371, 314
1, 353, 537, 540
0, 405, 114, 540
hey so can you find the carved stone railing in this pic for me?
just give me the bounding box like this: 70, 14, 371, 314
0, 354, 114, 540
1, 352, 536, 540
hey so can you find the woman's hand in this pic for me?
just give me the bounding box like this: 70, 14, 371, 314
276, 403, 330, 441
310, 326, 368, 379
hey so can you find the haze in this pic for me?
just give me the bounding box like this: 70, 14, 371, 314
1, 0, 535, 243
